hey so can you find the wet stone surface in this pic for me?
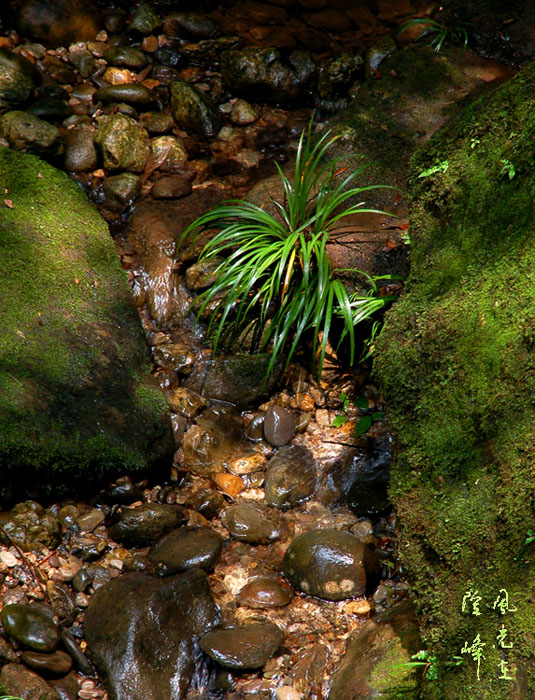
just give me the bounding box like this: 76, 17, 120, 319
148, 526, 223, 574
200, 622, 284, 670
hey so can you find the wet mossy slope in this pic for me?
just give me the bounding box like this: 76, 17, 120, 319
375, 63, 535, 698
0, 147, 173, 496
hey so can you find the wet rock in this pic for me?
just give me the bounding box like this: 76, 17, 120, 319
328, 601, 420, 700
104, 46, 148, 69
263, 405, 295, 447
94, 113, 149, 172
21, 649, 73, 677
59, 629, 93, 676
1, 603, 60, 652
0, 59, 35, 113
0, 636, 18, 662
228, 453, 267, 476
220, 48, 315, 102
170, 81, 221, 138
304, 9, 350, 32
185, 256, 224, 290
182, 405, 245, 476
0, 663, 60, 700
94, 84, 155, 107
95, 481, 145, 506
27, 97, 70, 122
108, 503, 188, 547
16, 0, 101, 46
68, 47, 94, 78
49, 671, 80, 700
345, 439, 391, 518
166, 387, 206, 419
148, 526, 223, 574
318, 52, 364, 101
183, 354, 280, 409
282, 529, 379, 600
246, 412, 266, 441
365, 35, 397, 80
238, 576, 294, 608
85, 569, 219, 700
103, 172, 141, 208
63, 125, 97, 172
0, 47, 40, 85
189, 488, 225, 519
200, 623, 283, 670
72, 568, 92, 592
265, 444, 315, 509
0, 110, 62, 156
1, 501, 60, 551
163, 12, 219, 40
222, 501, 280, 544
230, 99, 258, 125
46, 581, 76, 625
152, 174, 192, 199
127, 3, 161, 36
150, 135, 188, 172
141, 111, 175, 134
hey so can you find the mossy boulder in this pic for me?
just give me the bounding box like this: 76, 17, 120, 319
375, 63, 535, 699
0, 147, 173, 497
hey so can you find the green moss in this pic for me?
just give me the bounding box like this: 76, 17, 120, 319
0, 147, 173, 496
376, 63, 535, 698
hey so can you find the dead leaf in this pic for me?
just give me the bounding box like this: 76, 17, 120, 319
3, 199, 13, 208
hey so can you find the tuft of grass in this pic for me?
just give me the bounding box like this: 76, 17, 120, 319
398, 18, 469, 53
180, 123, 398, 381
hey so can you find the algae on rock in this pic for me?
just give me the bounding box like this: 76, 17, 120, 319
375, 62, 535, 699
0, 147, 173, 496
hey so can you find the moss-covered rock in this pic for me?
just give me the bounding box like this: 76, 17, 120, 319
375, 63, 535, 699
0, 147, 173, 497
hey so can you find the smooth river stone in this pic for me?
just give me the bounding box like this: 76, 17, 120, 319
94, 84, 155, 106
148, 526, 223, 574
263, 404, 295, 446
237, 576, 294, 608
108, 503, 188, 547
222, 502, 280, 544
0, 663, 59, 700
200, 622, 284, 670
265, 444, 316, 509
85, 570, 219, 700
1, 604, 60, 652
282, 529, 379, 601
21, 649, 73, 677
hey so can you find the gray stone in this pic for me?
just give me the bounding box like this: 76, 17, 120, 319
200, 623, 283, 670
263, 404, 295, 447
238, 576, 294, 608
16, 0, 100, 46
148, 526, 223, 574
21, 649, 73, 677
0, 110, 62, 156
183, 354, 281, 409
150, 135, 188, 172
85, 570, 219, 700
282, 529, 379, 600
222, 502, 280, 544
94, 84, 155, 107
0, 663, 60, 700
109, 503, 187, 547
265, 444, 316, 509
104, 46, 148, 68
0, 61, 35, 114
127, 3, 161, 35
63, 126, 97, 172
221, 48, 315, 102
170, 81, 221, 138
230, 99, 258, 125
365, 35, 397, 80
1, 603, 60, 652
0, 501, 60, 551
94, 113, 150, 172
103, 172, 141, 208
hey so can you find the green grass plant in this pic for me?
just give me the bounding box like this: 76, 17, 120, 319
398, 17, 469, 53
180, 122, 397, 380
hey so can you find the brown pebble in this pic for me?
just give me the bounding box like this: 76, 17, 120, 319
152, 175, 192, 199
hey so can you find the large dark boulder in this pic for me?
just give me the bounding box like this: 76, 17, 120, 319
376, 62, 535, 699
0, 147, 173, 497
85, 570, 219, 700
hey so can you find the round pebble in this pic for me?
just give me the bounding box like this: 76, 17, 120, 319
263, 405, 295, 447
200, 623, 284, 670
148, 526, 223, 574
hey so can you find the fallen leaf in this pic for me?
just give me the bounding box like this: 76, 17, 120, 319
38, 172, 43, 179
3, 199, 13, 208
